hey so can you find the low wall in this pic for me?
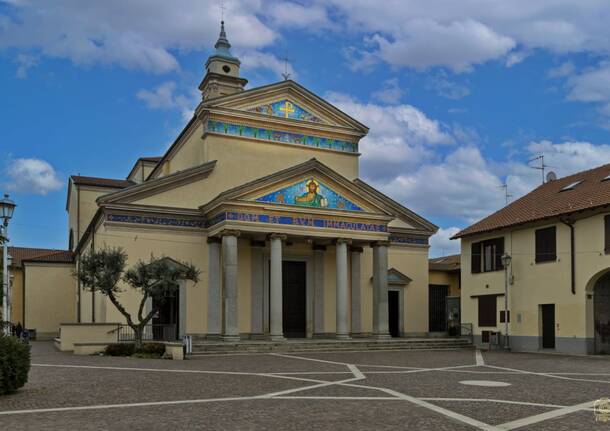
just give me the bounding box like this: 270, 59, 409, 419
58, 323, 122, 351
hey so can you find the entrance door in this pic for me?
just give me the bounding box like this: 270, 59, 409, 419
388, 291, 400, 337
429, 285, 449, 332
594, 272, 610, 354
282, 261, 307, 338
541, 304, 555, 349
152, 291, 179, 341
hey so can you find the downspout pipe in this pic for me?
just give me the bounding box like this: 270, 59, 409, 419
561, 218, 576, 295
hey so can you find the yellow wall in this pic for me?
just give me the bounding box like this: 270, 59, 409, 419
9, 267, 24, 325
429, 270, 460, 297
24, 263, 76, 339
460, 212, 610, 341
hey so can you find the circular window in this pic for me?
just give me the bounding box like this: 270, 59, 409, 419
222, 65, 231, 73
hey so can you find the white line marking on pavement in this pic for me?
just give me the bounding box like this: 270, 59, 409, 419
476, 349, 485, 366
420, 398, 566, 409
347, 364, 365, 379
269, 352, 350, 366
497, 400, 595, 430
486, 364, 610, 385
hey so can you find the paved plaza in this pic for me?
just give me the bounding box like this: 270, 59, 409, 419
2, 342, 610, 430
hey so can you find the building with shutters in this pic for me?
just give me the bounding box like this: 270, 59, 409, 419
453, 163, 610, 354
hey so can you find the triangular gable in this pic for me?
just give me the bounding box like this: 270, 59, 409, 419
255, 177, 363, 211
388, 268, 412, 285
247, 99, 323, 123
205, 80, 368, 133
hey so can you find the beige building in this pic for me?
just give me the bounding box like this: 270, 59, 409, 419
51, 22, 439, 342
428, 255, 460, 335
453, 164, 610, 354
6, 247, 74, 339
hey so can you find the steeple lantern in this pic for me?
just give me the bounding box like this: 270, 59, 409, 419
199, 21, 248, 101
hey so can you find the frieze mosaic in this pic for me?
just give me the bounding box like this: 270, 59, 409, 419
205, 120, 358, 153
389, 234, 429, 245
107, 214, 204, 228
208, 211, 387, 233
256, 178, 363, 211
248, 99, 322, 123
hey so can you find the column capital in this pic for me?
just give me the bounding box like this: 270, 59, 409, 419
268, 233, 287, 241
350, 246, 364, 253
219, 229, 241, 238
207, 236, 222, 244
335, 238, 352, 245
370, 240, 391, 248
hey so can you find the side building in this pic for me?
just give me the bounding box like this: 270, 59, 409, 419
453, 163, 610, 354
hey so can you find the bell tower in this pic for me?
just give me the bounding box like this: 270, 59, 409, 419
199, 21, 248, 101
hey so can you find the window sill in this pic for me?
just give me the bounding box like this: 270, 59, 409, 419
534, 259, 557, 265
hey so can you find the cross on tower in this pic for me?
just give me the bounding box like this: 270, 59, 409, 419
280, 53, 291, 81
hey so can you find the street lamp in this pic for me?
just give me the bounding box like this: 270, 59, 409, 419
1, 193, 16, 335
501, 252, 512, 350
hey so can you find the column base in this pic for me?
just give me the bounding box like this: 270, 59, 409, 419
336, 334, 351, 340
221, 335, 241, 342
268, 334, 286, 342
374, 333, 392, 340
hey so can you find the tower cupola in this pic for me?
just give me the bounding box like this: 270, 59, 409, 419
199, 21, 248, 100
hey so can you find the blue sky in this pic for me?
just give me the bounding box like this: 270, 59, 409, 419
3, 1, 610, 256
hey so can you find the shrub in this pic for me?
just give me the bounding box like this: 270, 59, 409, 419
137, 343, 166, 356
104, 343, 135, 356
0, 335, 31, 395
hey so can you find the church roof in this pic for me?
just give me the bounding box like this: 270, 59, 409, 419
71, 175, 134, 189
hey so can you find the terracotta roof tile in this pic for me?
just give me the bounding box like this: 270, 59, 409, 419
8, 247, 73, 267
453, 163, 610, 239
429, 254, 460, 271
71, 175, 134, 189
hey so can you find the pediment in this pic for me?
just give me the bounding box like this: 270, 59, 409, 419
200, 158, 392, 217
255, 177, 364, 212
205, 80, 368, 132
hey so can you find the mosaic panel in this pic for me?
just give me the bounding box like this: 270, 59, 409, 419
256, 178, 363, 211
389, 234, 429, 245
248, 99, 322, 123
205, 120, 358, 153
107, 214, 204, 228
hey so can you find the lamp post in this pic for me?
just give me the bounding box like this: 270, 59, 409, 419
1, 194, 16, 335
501, 252, 512, 350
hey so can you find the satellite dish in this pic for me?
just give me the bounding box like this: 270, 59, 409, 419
546, 171, 557, 182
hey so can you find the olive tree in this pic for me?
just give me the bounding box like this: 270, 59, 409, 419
76, 247, 199, 349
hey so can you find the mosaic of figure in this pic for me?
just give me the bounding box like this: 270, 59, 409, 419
248, 99, 323, 123
256, 178, 363, 211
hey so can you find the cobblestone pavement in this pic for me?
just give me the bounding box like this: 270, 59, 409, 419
1, 342, 610, 430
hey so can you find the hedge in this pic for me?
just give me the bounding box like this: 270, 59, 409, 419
0, 335, 31, 395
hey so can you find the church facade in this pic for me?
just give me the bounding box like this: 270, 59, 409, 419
67, 22, 438, 341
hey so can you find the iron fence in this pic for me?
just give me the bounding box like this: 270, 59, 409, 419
115, 324, 178, 342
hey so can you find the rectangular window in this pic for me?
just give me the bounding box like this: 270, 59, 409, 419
500, 310, 510, 323
535, 226, 557, 263
478, 295, 497, 327
605, 215, 610, 254
471, 237, 504, 273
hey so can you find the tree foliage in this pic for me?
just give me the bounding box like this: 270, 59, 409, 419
76, 247, 200, 348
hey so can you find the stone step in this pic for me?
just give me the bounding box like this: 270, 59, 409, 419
189, 338, 473, 355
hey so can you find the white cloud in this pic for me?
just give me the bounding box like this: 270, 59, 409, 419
567, 62, 610, 103
14, 53, 37, 78
430, 227, 462, 258
505, 49, 530, 67
427, 73, 470, 100
326, 92, 453, 180
0, 0, 275, 73
137, 81, 200, 121
371, 78, 403, 104
239, 51, 297, 81
548, 61, 575, 78
5, 158, 62, 195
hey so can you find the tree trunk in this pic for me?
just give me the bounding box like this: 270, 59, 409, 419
134, 326, 144, 350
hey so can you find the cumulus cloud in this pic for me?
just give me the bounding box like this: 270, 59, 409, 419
137, 81, 200, 121
427, 73, 470, 100
5, 158, 62, 195
326, 92, 453, 180
430, 227, 462, 257
0, 0, 275, 73
371, 78, 403, 104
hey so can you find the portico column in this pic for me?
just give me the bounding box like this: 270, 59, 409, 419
207, 237, 222, 339
335, 238, 351, 340
372, 241, 391, 339
350, 246, 363, 336
269, 233, 287, 341
221, 230, 240, 342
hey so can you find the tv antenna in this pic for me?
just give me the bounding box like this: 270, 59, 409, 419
529, 155, 550, 184
280, 52, 292, 81
499, 183, 513, 205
